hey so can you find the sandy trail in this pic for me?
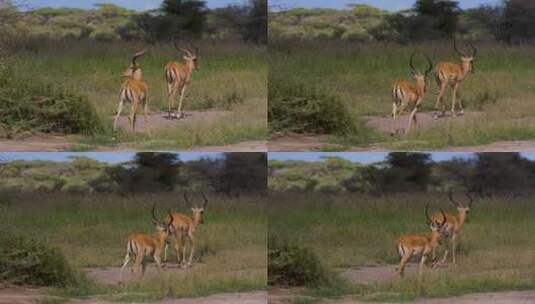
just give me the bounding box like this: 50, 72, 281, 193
363, 111, 484, 134
0, 111, 266, 151
113, 111, 230, 133
314, 290, 535, 304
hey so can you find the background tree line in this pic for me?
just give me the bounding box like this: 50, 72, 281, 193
270, 0, 535, 43
270, 153, 535, 197
0, 0, 267, 46
0, 152, 267, 196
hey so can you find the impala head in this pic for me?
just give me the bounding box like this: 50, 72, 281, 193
453, 38, 477, 74
448, 190, 473, 222
174, 40, 200, 70
183, 191, 208, 224
425, 203, 448, 236
409, 53, 433, 89
151, 203, 175, 236
123, 49, 147, 80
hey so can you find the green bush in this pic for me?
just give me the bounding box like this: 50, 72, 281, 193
268, 235, 328, 287
0, 67, 105, 137
268, 75, 356, 135
0, 232, 75, 287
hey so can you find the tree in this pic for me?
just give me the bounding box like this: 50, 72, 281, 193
161, 0, 207, 38
213, 0, 267, 44
389, 0, 461, 41
109, 153, 182, 194
500, 0, 535, 43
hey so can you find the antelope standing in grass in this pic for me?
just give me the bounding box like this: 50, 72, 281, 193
431, 190, 473, 265
164, 41, 200, 119
120, 204, 175, 281
114, 49, 149, 132
396, 204, 447, 279
434, 38, 478, 118
391, 53, 433, 135
165, 191, 208, 268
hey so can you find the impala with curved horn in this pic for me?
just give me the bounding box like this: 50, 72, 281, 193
396, 204, 448, 279
114, 49, 150, 132
431, 190, 473, 265
434, 37, 478, 118
164, 40, 200, 119
164, 191, 208, 268
120, 203, 175, 281
391, 53, 433, 135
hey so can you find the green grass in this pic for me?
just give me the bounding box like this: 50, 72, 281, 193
269, 40, 535, 149
268, 192, 535, 301
10, 39, 267, 149
0, 192, 267, 301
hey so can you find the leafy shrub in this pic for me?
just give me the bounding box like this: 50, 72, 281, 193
268, 75, 356, 135
0, 232, 75, 287
92, 31, 116, 42
0, 67, 105, 137
268, 235, 328, 287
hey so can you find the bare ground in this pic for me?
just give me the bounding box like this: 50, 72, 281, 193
113, 111, 230, 134
268, 111, 535, 152
314, 290, 535, 304
268, 265, 535, 303
0, 111, 267, 151
363, 111, 484, 135
0, 265, 267, 304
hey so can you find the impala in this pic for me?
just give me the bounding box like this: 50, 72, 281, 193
396, 204, 447, 279
165, 191, 208, 268
434, 38, 478, 118
391, 53, 433, 135
164, 41, 200, 119
431, 190, 473, 265
114, 49, 150, 132
120, 203, 175, 281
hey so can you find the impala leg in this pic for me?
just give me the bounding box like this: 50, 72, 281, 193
406, 106, 418, 136
177, 84, 188, 119
113, 100, 124, 131
187, 231, 195, 267
167, 82, 174, 119
452, 233, 458, 265
119, 252, 131, 282
154, 253, 163, 273
435, 82, 447, 117
455, 84, 464, 115
391, 103, 399, 135
397, 251, 412, 277
418, 254, 427, 279
451, 83, 459, 116
133, 250, 144, 277
143, 99, 150, 133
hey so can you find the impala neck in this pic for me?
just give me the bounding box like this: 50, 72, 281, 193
457, 211, 467, 229
429, 230, 442, 247
132, 69, 143, 81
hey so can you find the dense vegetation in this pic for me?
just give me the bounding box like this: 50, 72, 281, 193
0, 152, 267, 195
270, 152, 535, 196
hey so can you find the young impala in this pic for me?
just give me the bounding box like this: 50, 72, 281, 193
396, 204, 447, 279
120, 203, 175, 281
434, 38, 478, 118
165, 191, 208, 268
164, 41, 200, 119
114, 49, 150, 132
431, 190, 473, 265
391, 53, 433, 135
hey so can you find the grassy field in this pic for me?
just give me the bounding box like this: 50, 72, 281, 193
268, 192, 535, 301
269, 40, 535, 149
0, 192, 267, 301
9, 39, 267, 149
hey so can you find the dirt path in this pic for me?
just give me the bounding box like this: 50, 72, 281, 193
337, 264, 409, 285
0, 134, 73, 151
113, 111, 231, 133
313, 290, 535, 304
364, 111, 484, 134
0, 287, 266, 304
